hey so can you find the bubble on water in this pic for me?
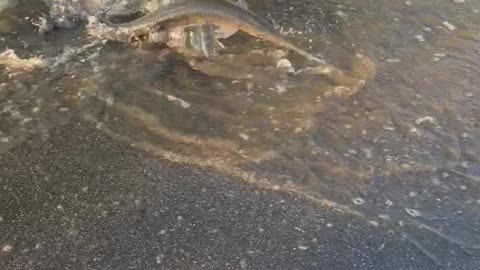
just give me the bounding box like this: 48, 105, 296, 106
405, 208, 422, 217
352, 198, 365, 205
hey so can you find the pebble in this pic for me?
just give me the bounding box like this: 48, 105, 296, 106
276, 58, 295, 73
379, 214, 390, 220
363, 148, 373, 159
415, 116, 437, 125
443, 21, 456, 31
275, 84, 287, 93
239, 258, 247, 269
368, 220, 379, 227
422, 27, 432, 32
405, 208, 422, 217
2, 245, 12, 252
239, 133, 249, 141
166, 95, 190, 109
415, 34, 425, 42
298, 245, 309, 250
401, 163, 411, 169
334, 10, 348, 18
386, 58, 401, 63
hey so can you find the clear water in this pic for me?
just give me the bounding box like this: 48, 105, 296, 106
1, 0, 479, 268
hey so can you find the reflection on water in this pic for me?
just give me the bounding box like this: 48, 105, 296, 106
1, 0, 480, 267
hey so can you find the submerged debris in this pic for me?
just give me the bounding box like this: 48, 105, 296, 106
0, 49, 46, 70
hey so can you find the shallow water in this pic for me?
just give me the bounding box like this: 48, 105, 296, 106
1, 0, 479, 268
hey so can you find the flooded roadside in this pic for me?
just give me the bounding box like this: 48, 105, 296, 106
1, 0, 479, 268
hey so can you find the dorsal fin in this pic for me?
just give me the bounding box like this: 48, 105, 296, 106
233, 0, 248, 10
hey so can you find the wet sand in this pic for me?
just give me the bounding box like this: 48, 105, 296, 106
0, 118, 451, 270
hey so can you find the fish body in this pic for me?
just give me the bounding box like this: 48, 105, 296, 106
105, 0, 323, 62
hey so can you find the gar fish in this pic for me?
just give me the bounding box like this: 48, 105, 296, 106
103, 0, 324, 63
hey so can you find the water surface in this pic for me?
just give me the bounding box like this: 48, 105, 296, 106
1, 0, 479, 268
